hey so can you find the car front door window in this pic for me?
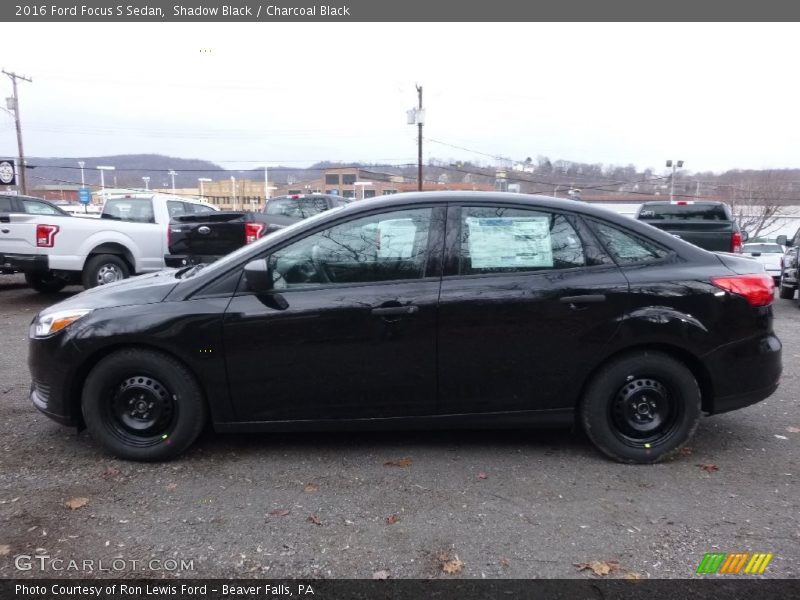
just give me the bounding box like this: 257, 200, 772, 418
268, 207, 433, 288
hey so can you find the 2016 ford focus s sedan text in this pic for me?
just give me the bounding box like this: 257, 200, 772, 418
28, 192, 782, 463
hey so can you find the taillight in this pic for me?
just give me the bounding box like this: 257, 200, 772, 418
36, 224, 59, 248
245, 222, 266, 244
731, 231, 743, 253
711, 274, 774, 307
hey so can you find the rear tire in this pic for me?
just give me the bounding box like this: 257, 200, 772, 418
82, 254, 130, 289
82, 349, 207, 461
581, 351, 701, 464
24, 271, 68, 293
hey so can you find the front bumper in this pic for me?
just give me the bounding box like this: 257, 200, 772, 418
28, 329, 80, 427
0, 253, 48, 274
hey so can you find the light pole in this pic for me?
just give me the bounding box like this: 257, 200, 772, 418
77, 161, 85, 186
198, 177, 211, 199
142, 176, 150, 191
168, 170, 178, 193
96, 165, 115, 204
666, 159, 684, 202
354, 181, 373, 200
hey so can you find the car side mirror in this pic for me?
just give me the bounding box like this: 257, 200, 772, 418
777, 235, 789, 247
244, 258, 273, 293
741, 231, 749, 242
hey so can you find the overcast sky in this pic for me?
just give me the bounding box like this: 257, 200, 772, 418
1, 22, 799, 176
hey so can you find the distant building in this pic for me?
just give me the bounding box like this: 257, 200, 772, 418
30, 184, 82, 202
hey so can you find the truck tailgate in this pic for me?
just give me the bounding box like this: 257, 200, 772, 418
168, 212, 250, 257
642, 221, 733, 252
0, 214, 43, 256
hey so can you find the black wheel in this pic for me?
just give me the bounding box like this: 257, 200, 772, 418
82, 254, 130, 289
778, 279, 795, 299
24, 271, 68, 293
82, 349, 207, 461
581, 351, 701, 464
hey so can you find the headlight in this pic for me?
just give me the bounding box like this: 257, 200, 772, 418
32, 309, 93, 338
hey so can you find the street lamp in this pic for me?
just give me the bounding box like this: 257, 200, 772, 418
666, 159, 684, 202
198, 177, 212, 199
168, 170, 178, 193
77, 161, 85, 186
142, 176, 150, 191
354, 181, 373, 200
96, 165, 115, 204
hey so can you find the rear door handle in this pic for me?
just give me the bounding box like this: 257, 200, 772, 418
559, 294, 607, 305
371, 305, 419, 316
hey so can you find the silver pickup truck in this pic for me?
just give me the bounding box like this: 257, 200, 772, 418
0, 193, 216, 292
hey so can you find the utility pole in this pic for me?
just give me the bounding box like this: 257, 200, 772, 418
3, 69, 32, 195
416, 84, 423, 191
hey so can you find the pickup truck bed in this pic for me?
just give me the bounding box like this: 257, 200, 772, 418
166, 194, 347, 267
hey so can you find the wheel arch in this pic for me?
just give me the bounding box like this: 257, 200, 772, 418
68, 343, 209, 428
579, 343, 714, 416
85, 242, 136, 273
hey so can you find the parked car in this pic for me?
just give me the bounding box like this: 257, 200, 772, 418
777, 229, 800, 299
741, 242, 784, 284
165, 193, 348, 267
0, 193, 217, 293
635, 200, 746, 253
28, 192, 781, 463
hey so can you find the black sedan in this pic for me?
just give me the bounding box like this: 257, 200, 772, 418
28, 192, 782, 463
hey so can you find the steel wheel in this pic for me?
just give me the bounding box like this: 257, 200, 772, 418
610, 377, 681, 447
104, 375, 177, 448
96, 263, 125, 285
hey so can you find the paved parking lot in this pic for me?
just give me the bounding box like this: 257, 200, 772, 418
0, 274, 798, 579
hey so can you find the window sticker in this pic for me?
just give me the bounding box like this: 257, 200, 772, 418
466, 217, 553, 268
378, 219, 418, 258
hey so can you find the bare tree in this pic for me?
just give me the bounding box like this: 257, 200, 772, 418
716, 170, 796, 239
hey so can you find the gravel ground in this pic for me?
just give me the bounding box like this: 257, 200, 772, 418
0, 273, 798, 580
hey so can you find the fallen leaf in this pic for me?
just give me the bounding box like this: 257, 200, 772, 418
698, 464, 719, 473
624, 572, 643, 580
372, 570, 389, 580
575, 560, 621, 576
442, 557, 465, 575
64, 497, 89, 510
0, 544, 10, 556
477, 472, 488, 480
307, 514, 321, 526
774, 434, 788, 440
304, 483, 319, 494
269, 508, 290, 516
499, 556, 510, 568
165, 483, 178, 491
787, 426, 800, 433
678, 447, 694, 456
386, 514, 400, 525
384, 457, 412, 467
101, 465, 120, 478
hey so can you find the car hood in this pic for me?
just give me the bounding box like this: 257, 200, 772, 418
45, 270, 181, 313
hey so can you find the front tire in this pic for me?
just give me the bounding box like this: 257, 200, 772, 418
82, 349, 207, 461
24, 271, 68, 293
581, 352, 701, 464
82, 254, 130, 289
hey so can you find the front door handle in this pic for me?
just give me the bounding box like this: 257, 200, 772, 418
371, 305, 419, 316
559, 294, 607, 305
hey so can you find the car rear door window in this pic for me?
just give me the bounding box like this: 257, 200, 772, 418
21, 200, 61, 215
593, 222, 669, 264
269, 207, 433, 287
459, 207, 585, 274
0, 197, 13, 212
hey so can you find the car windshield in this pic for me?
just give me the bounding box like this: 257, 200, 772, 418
638, 203, 729, 221
181, 205, 347, 279
743, 243, 783, 253
265, 197, 330, 219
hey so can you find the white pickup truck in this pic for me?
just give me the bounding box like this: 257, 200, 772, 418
0, 193, 217, 292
